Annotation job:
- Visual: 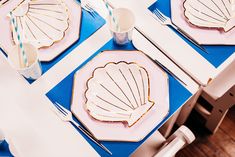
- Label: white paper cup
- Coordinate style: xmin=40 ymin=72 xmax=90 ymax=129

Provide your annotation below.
xmin=8 ymin=43 xmax=42 ymax=80
xmin=108 ymin=8 xmax=135 ymax=45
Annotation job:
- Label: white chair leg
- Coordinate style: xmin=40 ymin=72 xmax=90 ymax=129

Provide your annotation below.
xmin=154 ymin=126 xmax=195 ymax=157
xmin=131 ymin=126 xmax=195 ymax=157
xmin=196 ymin=87 xmax=235 ymax=133
xmin=206 ymin=90 xmax=235 ymax=133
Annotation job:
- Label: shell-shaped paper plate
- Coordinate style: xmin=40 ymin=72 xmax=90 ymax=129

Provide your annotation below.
xmin=71 ymin=50 xmax=170 ymax=141
xmin=184 ymin=0 xmax=235 ymax=32
xmin=85 ymin=62 xmax=155 ymax=127
xmin=10 ymin=0 xmax=69 ymax=48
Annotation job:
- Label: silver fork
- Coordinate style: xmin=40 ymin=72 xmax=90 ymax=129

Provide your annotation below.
xmin=153 ymin=8 xmax=208 ymax=54
xmin=52 ymin=102 xmax=112 ymax=155
xmin=81 ymin=0 xmax=97 ymax=18
xmin=74 ymin=0 xmax=97 ymax=18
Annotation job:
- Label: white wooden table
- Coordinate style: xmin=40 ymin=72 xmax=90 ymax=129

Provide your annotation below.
xmin=0 ymin=1 xmax=202 ymax=156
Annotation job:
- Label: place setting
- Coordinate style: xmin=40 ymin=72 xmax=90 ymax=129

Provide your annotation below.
xmin=46 ymin=4 xmax=192 ymax=156
xmin=148 ymin=0 xmax=235 ymax=67
xmin=0 ymin=0 xmax=105 ymax=83
xmin=0 ymin=0 xmax=234 ymax=157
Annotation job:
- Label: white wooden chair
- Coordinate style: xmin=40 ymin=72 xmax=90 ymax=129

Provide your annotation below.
xmin=194 ymin=60 xmax=235 ymax=133
xmin=195 ymin=86 xmax=234 ymax=133
xmin=177 ymin=59 xmax=235 ymax=125
xmin=176 ymin=59 xmax=235 ymax=133
xmin=186 ymin=59 xmax=235 ymax=133
xmin=131 ymin=125 xmax=195 ymax=157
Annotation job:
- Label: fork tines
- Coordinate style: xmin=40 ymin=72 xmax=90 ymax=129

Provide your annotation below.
xmin=54 ymin=102 xmax=68 ymax=115
xmin=153 ymin=9 xmax=167 ymax=22
xmin=85 ymin=3 xmax=97 ymax=18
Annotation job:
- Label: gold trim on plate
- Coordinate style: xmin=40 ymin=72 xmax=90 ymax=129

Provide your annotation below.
xmin=71 ymin=50 xmax=169 ymax=129
xmin=9 ymin=0 xmax=72 ymax=49
xmin=83 ymin=61 xmax=155 ymax=127
xmin=182 ymin=0 xmax=235 ymax=32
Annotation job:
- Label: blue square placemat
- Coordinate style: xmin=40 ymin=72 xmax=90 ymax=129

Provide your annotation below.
xmin=46 ymin=39 xmax=192 ymax=157
xmin=149 ymin=0 xmax=235 ymax=68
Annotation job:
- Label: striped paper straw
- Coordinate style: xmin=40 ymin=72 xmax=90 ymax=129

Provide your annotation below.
xmin=103 ymin=0 xmax=120 ymax=31
xmin=9 ymin=12 xmax=29 ymax=67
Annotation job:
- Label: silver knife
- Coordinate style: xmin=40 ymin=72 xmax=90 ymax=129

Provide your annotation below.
xmin=132 ymin=29 xmax=187 ymax=86
xmin=171 ymin=23 xmax=208 ymax=54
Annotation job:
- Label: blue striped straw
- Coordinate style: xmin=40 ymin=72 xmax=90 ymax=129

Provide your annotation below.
xmin=103 ymin=0 xmax=120 ymax=31
xmin=9 ymin=12 xmax=29 ymax=67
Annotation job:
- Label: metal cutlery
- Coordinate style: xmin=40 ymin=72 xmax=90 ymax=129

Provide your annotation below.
xmin=139 ymin=46 xmax=187 ymax=86
xmin=52 ymin=102 xmax=112 ymax=155
xmin=152 ymin=8 xmax=208 ymax=54
xmin=153 ymin=59 xmax=187 ymax=86
xmin=83 ymin=3 xmax=97 ymax=18
xmin=76 ymin=0 xmax=97 ymax=18
xmin=132 ymin=29 xmax=188 ymax=86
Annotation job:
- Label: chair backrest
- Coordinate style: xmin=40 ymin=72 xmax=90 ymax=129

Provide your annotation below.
xmin=204 ymin=59 xmax=235 ymax=100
